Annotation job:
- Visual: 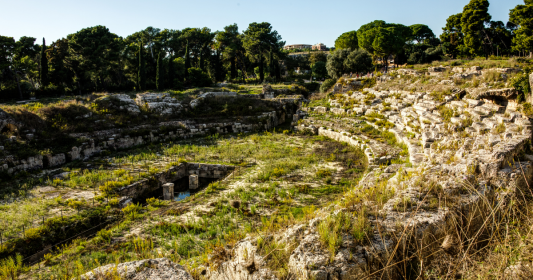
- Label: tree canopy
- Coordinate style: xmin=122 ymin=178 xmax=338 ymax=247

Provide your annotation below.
xmin=509 ymin=0 xmax=533 ymax=53
xmin=334 ymin=31 xmax=358 ymax=50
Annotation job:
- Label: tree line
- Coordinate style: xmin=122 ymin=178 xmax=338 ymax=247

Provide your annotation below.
xmin=0 ymin=23 xmax=286 ymax=100
xmin=1 ymin=0 xmax=532 ymax=100
xmin=326 ymin=0 xmax=532 ymax=78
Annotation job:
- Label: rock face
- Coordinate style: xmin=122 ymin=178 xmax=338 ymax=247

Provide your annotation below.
xmin=207 ymin=240 xmax=279 ymax=280
xmin=190 ymin=92 xmax=237 ymax=109
xmin=468 ymin=88 xmax=517 ymax=100
xmin=78 ymin=258 xmax=193 ymax=280
xmin=95 ymin=94 xmax=141 ymax=115
xmin=136 ymin=93 xmax=182 ymax=115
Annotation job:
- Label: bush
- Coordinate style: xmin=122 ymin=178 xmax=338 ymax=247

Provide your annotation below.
xmin=320 ymin=79 xmax=336 ymax=93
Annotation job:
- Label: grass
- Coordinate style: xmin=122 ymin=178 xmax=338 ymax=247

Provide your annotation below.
xmin=7 ymin=130 xmax=368 ymax=279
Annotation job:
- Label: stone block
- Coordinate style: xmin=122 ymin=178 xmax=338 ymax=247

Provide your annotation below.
xmin=163 ymin=183 xmax=174 ymax=201
xmin=189 ymin=175 xmax=199 ymax=190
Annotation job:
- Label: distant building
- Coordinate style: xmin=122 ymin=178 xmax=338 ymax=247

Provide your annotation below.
xmin=312 ymin=43 xmax=327 ymax=51
xmin=284 ymin=44 xmax=312 ymax=50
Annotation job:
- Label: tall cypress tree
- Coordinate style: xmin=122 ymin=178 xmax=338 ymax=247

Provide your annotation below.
xmin=268 ymin=48 xmax=274 ymax=78
xmin=40 ymin=38 xmax=48 ymax=87
xmin=184 ymin=40 xmax=190 ymax=80
xmin=230 ymin=57 xmax=237 ymax=80
xmin=138 ymin=42 xmax=146 ymax=91
xmin=167 ymin=54 xmax=175 ymax=89
xmin=258 ymin=46 xmax=264 ymax=82
xmin=156 ymin=51 xmax=163 ymax=90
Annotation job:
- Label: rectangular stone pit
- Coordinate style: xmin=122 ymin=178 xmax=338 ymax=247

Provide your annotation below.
xmin=117 ymin=162 xmax=235 ymax=202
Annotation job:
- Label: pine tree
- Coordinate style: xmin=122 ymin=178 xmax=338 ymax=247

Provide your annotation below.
xmin=167 ymin=55 xmax=175 ymax=89
xmin=461 ymin=0 xmax=491 ymax=56
xmin=156 ymin=51 xmax=163 ymax=90
xmin=184 ymin=40 xmax=190 ymax=80
xmin=138 ymin=42 xmax=146 ymax=91
xmin=40 ymin=38 xmax=48 ymax=87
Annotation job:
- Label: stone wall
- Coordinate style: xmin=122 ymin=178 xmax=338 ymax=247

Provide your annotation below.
xmin=117 ymin=163 xmax=235 ymax=200
xmin=0 ymin=111 xmax=290 ymax=175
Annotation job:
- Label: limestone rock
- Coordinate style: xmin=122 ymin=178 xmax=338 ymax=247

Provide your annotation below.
xmin=95 ymin=94 xmax=141 ymax=115
xmin=190 ymin=92 xmax=237 ymax=109
xmin=78 ymin=258 xmax=193 ymax=280
xmin=207 ymin=240 xmax=279 ymax=280
xmin=136 ymin=93 xmax=182 ymax=115
xmin=468 ymin=88 xmax=517 ymax=100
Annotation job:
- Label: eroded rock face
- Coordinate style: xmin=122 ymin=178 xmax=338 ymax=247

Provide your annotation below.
xmin=136 ymin=93 xmax=182 ymax=115
xmin=207 ymin=239 xmax=279 ymax=280
xmin=190 ymin=92 xmax=237 ymax=109
xmin=468 ymin=88 xmax=517 ymax=100
xmin=78 ymin=258 xmax=193 ymax=280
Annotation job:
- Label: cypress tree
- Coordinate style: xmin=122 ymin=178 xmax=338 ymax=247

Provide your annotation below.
xmin=138 ymin=42 xmax=146 ymax=91
xmin=230 ymin=56 xmax=237 ymax=80
xmin=156 ymin=51 xmax=163 ymax=90
xmin=268 ymin=48 xmax=274 ymax=78
xmin=40 ymin=38 xmax=48 ymax=87
xmin=258 ymin=46 xmax=264 ymax=82
xmin=167 ymin=54 xmax=175 ymax=89
xmin=184 ymin=40 xmax=190 ymax=80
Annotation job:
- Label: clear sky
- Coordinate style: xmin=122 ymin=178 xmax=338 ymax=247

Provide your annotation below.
xmin=0 ymin=0 xmax=523 ymax=47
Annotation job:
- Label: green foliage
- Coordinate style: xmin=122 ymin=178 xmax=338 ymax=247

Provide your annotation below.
xmin=187 ymin=67 xmax=212 ymax=87
xmin=510 ymin=1 xmax=533 ymax=53
xmin=461 ymin=0 xmax=491 ymax=56
xmin=510 ymin=67 xmax=532 ymax=102
xmin=138 ymin=41 xmax=146 ymax=91
xmin=40 ymin=38 xmax=48 ymax=87
xmin=0 ymin=254 xmax=23 ymax=280
xmin=320 ymin=79 xmax=336 ymax=93
xmin=344 ymin=49 xmax=373 ymax=73
xmin=156 ymin=51 xmax=163 ymax=90
xmin=67 ymin=26 xmax=122 ymax=92
xmin=312 ymin=61 xmax=327 ymax=79
xmin=122 ymin=203 xmax=142 ymax=216
xmin=410 ymin=24 xmax=435 ymax=43
xmin=326 ymin=49 xmax=351 ymax=79
xmin=335 ymin=31 xmax=359 ymax=50
xmin=242 ymin=22 xmax=284 ymax=83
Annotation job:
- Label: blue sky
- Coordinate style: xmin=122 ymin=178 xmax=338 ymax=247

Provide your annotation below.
xmin=0 ymin=0 xmax=523 ymax=47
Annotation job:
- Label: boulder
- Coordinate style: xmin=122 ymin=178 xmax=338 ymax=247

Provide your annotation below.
xmin=78 ymin=258 xmax=193 ymax=280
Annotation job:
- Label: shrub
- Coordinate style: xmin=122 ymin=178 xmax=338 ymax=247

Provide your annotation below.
xmin=316 ymin=168 xmax=332 ymax=178
xmin=146 ymin=198 xmax=168 ymax=207
xmin=122 ymin=203 xmax=142 ymax=216
xmin=320 ymin=79 xmax=336 ymax=93
xmin=0 ymin=254 xmax=23 ymax=279
xmin=96 ymin=229 xmax=112 ymax=243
